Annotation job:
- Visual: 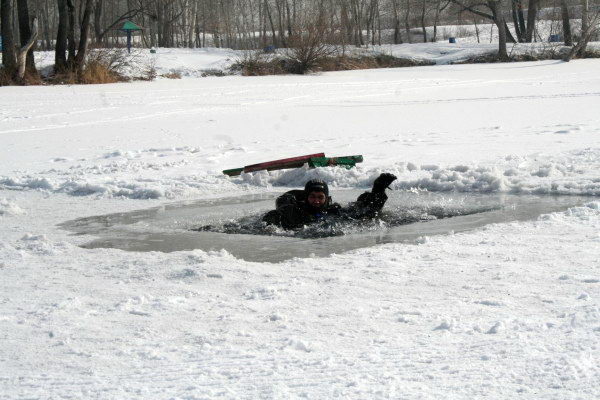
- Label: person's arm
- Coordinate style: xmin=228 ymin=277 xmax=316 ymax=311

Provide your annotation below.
xmin=350 ymin=173 xmax=397 ymax=217
xmin=263 ymin=204 xmax=309 ymax=229
xmin=275 ymin=190 xmax=305 ymax=209
xmin=262 ymin=209 xmax=283 ymax=226
xmin=355 ymin=191 xmax=388 ymax=211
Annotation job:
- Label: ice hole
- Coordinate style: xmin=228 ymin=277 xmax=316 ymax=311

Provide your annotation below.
xmin=59 ymin=190 xmax=589 ymax=262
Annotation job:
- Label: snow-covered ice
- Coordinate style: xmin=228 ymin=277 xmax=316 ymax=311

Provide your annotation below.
xmin=1 ymin=53 xmax=600 ymax=399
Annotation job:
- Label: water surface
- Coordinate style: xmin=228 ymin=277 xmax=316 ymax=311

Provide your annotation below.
xmin=59 ymin=190 xmax=589 ymax=262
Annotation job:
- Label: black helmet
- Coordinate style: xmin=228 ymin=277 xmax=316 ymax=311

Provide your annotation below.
xmin=304 ymin=179 xmax=329 ymax=196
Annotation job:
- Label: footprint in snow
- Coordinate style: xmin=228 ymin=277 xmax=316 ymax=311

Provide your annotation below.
xmin=475 ymin=300 xmax=504 ymax=307
xmin=554 ymin=125 xmax=582 ymax=134
xmin=486 ymin=321 xmax=504 ymax=334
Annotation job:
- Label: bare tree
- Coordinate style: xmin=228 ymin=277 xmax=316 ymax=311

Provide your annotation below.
xmin=5 ymin=0 xmax=597 ymax=81
xmin=1 ymin=0 xmax=17 ymax=71
xmin=17 ymin=17 xmax=38 ymax=79
xmin=16 ymin=0 xmax=37 ymax=73
xmin=55 ymin=0 xmax=68 ymax=71
xmin=560 ymin=0 xmax=572 ymax=46
xmin=524 ymin=0 xmax=538 ymax=42
xmin=54 ymin=0 xmax=94 ymax=73
xmin=285 ymin=18 xmax=336 ymax=73
xmin=563 ymin=1 xmax=600 ymax=61
xmin=487 ymin=0 xmax=509 ymax=60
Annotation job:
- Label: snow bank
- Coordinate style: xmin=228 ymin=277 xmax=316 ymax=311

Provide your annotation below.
xmin=3 ymin=147 xmax=599 ymax=199
xmin=0 ymin=198 xmax=25 ymax=216
xmin=28 ymin=39 xmax=600 ymax=81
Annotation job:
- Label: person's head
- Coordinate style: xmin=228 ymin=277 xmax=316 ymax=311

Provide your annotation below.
xmin=304 ymin=179 xmax=329 ymax=210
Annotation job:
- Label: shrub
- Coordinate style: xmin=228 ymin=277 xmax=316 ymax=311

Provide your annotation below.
xmin=161 ymin=71 xmax=182 ymax=79
xmin=201 ymin=69 xmax=230 ymax=77
xmin=230 ymin=50 xmax=286 ymax=76
xmin=80 ymin=60 xmax=124 ymax=84
xmin=0 ymin=66 xmax=42 ymax=86
xmin=582 ymin=48 xmax=600 ymax=58
xmin=454 ymin=43 xmax=600 ymax=64
xmin=314 ymin=54 xmax=433 ymax=71
xmin=284 ymin=23 xmax=338 ymax=74
xmin=50 ymin=47 xmax=130 ymax=84
xmin=139 ymin=57 xmax=157 ymax=81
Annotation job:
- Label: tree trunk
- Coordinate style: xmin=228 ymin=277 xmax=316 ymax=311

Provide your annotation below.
xmin=560 ymin=0 xmax=572 ymax=46
xmin=156 ymin=1 xmax=164 ymax=46
xmin=376 ymin=1 xmax=382 ymax=45
xmin=340 ymin=0 xmax=353 ymax=45
xmin=55 ymin=0 xmax=69 ymax=72
xmin=391 ymin=0 xmax=402 ymax=43
xmin=393 ymin=17 xmax=401 ymax=43
xmin=1 ymin=0 xmax=17 ymax=71
xmin=420 ymin=0 xmax=427 ymax=42
xmin=265 ymin=0 xmax=276 ymax=46
xmin=581 ymin=0 xmax=589 ymax=37
xmin=404 ymin=0 xmax=411 ymax=43
xmin=93 ymin=0 xmax=103 ymax=43
xmin=517 ymin=0 xmax=526 ymax=34
xmin=525 ymin=0 xmax=537 ymax=42
xmin=74 ymin=0 xmax=93 ymax=71
xmin=42 ymin=0 xmax=52 ymax=50
xmin=17 ymin=17 xmax=37 ymax=79
xmin=473 ymin=16 xmax=480 ymax=43
xmin=488 ymin=0 xmax=509 ymax=61
xmin=16 ymin=0 xmax=36 ymax=72
xmin=563 ymin=19 xmax=597 ymax=61
xmin=285 ymin=0 xmax=292 ymax=37
xmin=511 ymin=0 xmax=524 ymax=42
xmin=576 ymin=0 xmax=592 ymax=57
xmin=66 ymin=0 xmax=76 ymax=64
xmin=432 ymin=0 xmax=441 ymax=42
xmin=274 ymin=0 xmax=285 ymax=47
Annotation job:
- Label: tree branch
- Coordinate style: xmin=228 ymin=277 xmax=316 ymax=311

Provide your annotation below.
xmin=448 ymin=0 xmax=494 ymax=20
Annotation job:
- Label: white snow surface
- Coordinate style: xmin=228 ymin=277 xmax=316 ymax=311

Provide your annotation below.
xmin=1 ymin=56 xmax=600 ymax=399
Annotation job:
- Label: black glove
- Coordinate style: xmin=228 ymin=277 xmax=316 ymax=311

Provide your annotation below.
xmin=372 ymin=173 xmax=397 ymax=193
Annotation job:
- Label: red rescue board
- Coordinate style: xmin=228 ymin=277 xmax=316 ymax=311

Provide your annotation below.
xmin=243 ymin=153 xmax=325 ymax=173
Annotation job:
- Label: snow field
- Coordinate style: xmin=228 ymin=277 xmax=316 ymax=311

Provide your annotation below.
xmin=1 ymin=56 xmax=600 ymax=399
xmin=2 ymin=60 xmax=600 ymax=202
xmin=1 ymin=201 xmax=599 ymax=398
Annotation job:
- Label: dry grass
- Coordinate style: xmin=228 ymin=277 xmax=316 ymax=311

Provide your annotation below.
xmin=458 ymin=44 xmax=600 ymax=64
xmin=231 ymin=51 xmax=287 ymax=76
xmin=317 ymin=54 xmax=433 ymax=71
xmin=49 ymin=48 xmax=130 ymax=84
xmin=0 ymin=67 xmax=43 ymax=86
xmin=201 ymin=69 xmax=230 ymax=77
xmin=581 ymin=48 xmax=600 ymax=58
xmin=0 ymin=68 xmax=15 ymax=86
xmin=79 ymin=60 xmax=124 ymax=84
xmin=457 ymin=51 xmax=557 ymax=64
xmin=51 ymin=62 xmax=125 ymax=84
xmin=232 ymin=51 xmax=433 ymax=76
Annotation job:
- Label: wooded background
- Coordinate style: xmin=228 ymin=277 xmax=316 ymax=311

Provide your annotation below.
xmin=1 ymin=0 xmax=598 ymax=78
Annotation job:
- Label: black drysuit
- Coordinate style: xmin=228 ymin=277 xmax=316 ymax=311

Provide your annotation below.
xmin=262 ymin=189 xmax=389 ymax=230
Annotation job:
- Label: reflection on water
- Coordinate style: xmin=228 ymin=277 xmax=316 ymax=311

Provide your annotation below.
xmin=59 ymin=190 xmax=590 ymax=262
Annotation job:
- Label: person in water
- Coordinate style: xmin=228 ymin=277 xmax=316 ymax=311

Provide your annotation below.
xmin=262 ymin=173 xmax=397 ymax=229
